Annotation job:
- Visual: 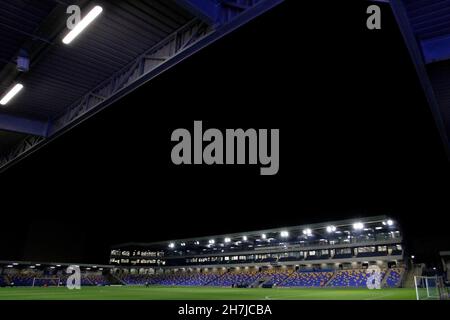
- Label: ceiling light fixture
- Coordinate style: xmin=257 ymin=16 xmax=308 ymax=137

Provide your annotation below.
xmin=63 ymin=6 xmax=103 ymax=45
xmin=0 ymin=84 xmax=24 ymax=105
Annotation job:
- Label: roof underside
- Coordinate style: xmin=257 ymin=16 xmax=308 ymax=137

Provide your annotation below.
xmin=0 ymin=0 xmax=57 ymax=73
xmin=0 ymin=0 xmax=285 ymax=171
xmin=113 ymin=215 xmax=391 ymax=249
xmin=403 ymin=0 xmax=450 ymax=41
xmin=390 ymin=0 xmax=450 ymax=158
xmin=0 ymin=0 xmax=193 ymax=121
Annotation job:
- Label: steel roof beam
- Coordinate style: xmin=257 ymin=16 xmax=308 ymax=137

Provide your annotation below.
xmin=0 ymin=113 xmax=48 ymax=137
xmin=421 ymin=36 xmax=450 ymax=64
xmin=0 ymin=0 xmax=285 ymax=172
xmin=390 ymin=0 xmax=450 ymax=158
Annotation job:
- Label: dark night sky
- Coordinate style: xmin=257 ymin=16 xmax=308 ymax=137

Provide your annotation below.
xmin=0 ymin=1 xmax=449 ymax=267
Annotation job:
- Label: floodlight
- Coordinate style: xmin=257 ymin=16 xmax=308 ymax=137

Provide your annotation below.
xmin=326 ymin=226 xmax=336 ymax=233
xmin=353 ymin=222 xmax=364 ymax=230
xmin=387 ymin=219 xmax=394 ymax=226
xmin=180 ymin=242 xmax=186 ymax=246
xmin=280 ymin=231 xmax=289 ymax=237
xmin=194 ymin=241 xmax=200 ymax=245
xmin=411 ymin=255 xmax=415 ymax=259
xmin=261 ymin=234 xmax=267 ymax=239
xmin=375 ymin=226 xmax=382 ymax=230
xmin=62 ymin=6 xmax=103 ymax=44
xmin=243 ymin=236 xmax=248 ymax=241
xmin=303 ymin=228 xmax=312 ymax=236
xmin=0 ymin=83 xmax=24 ymax=105
xmin=224 ymin=237 xmax=231 ymax=243
xmin=168 ymin=242 xmax=175 ymax=249
xmin=209 ymin=239 xmax=215 ymax=244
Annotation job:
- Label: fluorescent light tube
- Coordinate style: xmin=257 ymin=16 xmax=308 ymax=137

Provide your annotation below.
xmin=63 ymin=6 xmax=103 ymax=45
xmin=0 ymin=84 xmax=24 ymax=105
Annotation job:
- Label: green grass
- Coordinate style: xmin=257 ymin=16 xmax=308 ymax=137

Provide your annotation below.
xmin=0 ymin=286 xmax=417 ymax=300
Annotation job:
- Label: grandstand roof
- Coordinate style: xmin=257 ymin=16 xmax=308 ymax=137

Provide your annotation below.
xmin=112 ymin=215 xmax=399 ymax=251
xmin=0 ymin=260 xmax=112 ymax=269
xmin=3 ymin=0 xmax=449 ymax=170
xmin=0 ymin=0 xmax=284 ymax=171
xmin=390 ymin=0 xmax=450 ymax=158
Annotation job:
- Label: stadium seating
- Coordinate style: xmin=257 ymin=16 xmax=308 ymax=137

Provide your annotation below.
xmin=82 ymin=274 xmax=110 ymax=286
xmin=328 ymin=269 xmax=386 ymax=287
xmin=385 ymin=268 xmax=403 ymax=288
xmin=280 ymin=271 xmax=334 ymax=287
xmin=0 ymin=276 xmax=7 ymax=286
xmin=156 ymin=272 xmax=223 ymax=286
xmin=7 ymin=271 xmax=43 ymax=286
xmin=120 ymin=274 xmax=159 ymax=285
xmin=2 ymin=270 xmax=111 ymax=287
xmin=1 ymin=266 xmax=405 ymax=289
xmin=260 ymin=268 xmax=292 ymax=286
xmin=208 ymin=269 xmax=262 ymax=287
xmin=119 ymin=271 xmax=224 ymax=286
xmin=116 ymin=268 xmax=404 ymax=289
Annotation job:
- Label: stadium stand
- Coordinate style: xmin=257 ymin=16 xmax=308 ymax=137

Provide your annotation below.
xmin=260 ymin=268 xmax=292 ymax=286
xmin=208 ymin=269 xmax=261 ymax=287
xmin=0 ymin=265 xmax=406 ymax=289
xmin=82 ymin=273 xmax=110 ymax=286
xmin=0 ymin=216 xmax=407 ymax=291
xmin=119 ymin=271 xmax=225 ymax=286
xmin=0 ymin=275 xmax=7 ymax=287
xmin=280 ymin=271 xmax=334 ymax=287
xmin=1 ymin=269 xmax=111 ymax=287
xmin=120 ymin=274 xmax=158 ymax=285
xmin=384 ymin=268 xmax=404 ymax=288
xmin=328 ymin=269 xmax=386 ymax=287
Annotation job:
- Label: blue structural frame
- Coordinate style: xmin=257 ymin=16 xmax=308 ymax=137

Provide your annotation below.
xmin=0 ymin=114 xmax=48 ymax=137
xmin=175 ymin=0 xmax=221 ymax=25
xmin=0 ymin=0 xmax=285 ymax=172
xmin=389 ymin=0 xmax=450 ymax=158
xmin=421 ymin=36 xmax=450 ymax=65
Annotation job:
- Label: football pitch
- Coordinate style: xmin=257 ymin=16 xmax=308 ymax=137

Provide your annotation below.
xmin=0 ymin=286 xmax=417 ymax=300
